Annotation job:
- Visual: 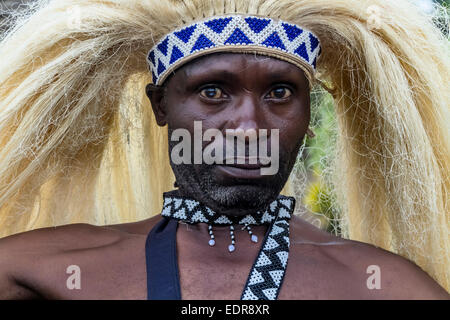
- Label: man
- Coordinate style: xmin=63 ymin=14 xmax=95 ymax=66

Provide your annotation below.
xmin=0 ymin=0 xmax=448 ymax=299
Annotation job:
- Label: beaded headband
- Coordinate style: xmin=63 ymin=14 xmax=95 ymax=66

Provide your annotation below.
xmin=147 ymin=14 xmax=321 ymax=86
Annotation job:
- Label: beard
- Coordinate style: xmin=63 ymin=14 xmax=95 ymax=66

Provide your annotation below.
xmin=167 ymin=127 xmax=301 ymax=216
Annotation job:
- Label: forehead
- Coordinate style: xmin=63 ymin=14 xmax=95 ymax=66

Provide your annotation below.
xmin=165 ymin=52 xmax=309 ymax=87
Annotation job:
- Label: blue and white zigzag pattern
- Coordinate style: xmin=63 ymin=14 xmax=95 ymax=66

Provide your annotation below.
xmin=147 ymin=15 xmax=321 ymax=85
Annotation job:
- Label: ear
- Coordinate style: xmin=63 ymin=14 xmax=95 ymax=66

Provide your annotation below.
xmin=146 ymin=83 xmax=167 ymax=126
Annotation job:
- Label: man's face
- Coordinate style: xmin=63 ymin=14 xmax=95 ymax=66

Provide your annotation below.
xmin=148 ymin=53 xmax=310 ymax=215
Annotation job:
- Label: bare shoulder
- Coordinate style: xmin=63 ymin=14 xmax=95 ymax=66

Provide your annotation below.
xmin=286 ymin=216 xmax=449 ymax=299
xmin=0 ymin=223 xmax=121 ymax=299
xmin=0 ymin=215 xmax=162 ymax=299
xmin=0 ymin=223 xmax=126 ymax=258
xmin=0 ymin=214 xmax=162 ymax=256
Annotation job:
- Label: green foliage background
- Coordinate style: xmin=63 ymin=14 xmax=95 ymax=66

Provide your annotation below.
xmin=297 ymin=88 xmax=341 ymax=235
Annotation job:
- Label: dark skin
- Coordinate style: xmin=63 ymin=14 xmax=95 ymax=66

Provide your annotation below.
xmin=0 ymin=54 xmax=448 ymax=299
xmin=158 ymin=52 xmax=308 ymax=215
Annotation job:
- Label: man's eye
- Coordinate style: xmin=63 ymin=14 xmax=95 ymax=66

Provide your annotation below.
xmin=200 ymin=87 xmax=224 ymax=99
xmin=268 ymin=87 xmax=292 ymax=99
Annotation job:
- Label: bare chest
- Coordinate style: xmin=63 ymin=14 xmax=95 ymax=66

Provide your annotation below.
xmin=175 ymin=225 xmax=365 ymax=300
xmin=30 ymin=232 xmax=364 ymax=300
xmin=177 ymin=244 xmax=366 ymax=300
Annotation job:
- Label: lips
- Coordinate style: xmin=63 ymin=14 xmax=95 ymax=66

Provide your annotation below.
xmin=224 ymin=163 xmax=264 ymax=170
xmin=214 ymin=158 xmax=273 ymax=181
xmin=215 ymin=164 xmax=263 ymax=179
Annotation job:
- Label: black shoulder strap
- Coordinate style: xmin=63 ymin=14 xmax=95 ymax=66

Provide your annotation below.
xmin=145 ymin=217 xmax=181 ymax=300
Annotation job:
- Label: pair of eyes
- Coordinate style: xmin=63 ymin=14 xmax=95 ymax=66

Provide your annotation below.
xmin=199 ymin=86 xmax=292 ymax=100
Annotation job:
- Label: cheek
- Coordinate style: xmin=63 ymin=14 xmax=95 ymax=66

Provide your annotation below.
xmin=165 ymin=96 xmax=201 ymax=130
xmin=271 ymin=102 xmax=310 ymax=151
xmin=165 ymin=97 xmax=224 ymax=137
xmin=277 ymin=122 xmax=308 ymax=155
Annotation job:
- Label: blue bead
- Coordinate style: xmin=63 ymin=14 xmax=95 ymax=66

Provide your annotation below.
xmin=191 ymin=34 xmax=215 ymax=52
xmin=157 ymin=59 xmax=166 ymax=75
xmin=225 ymin=28 xmax=253 ymax=45
xmin=174 ymin=25 xmax=197 ymax=43
xmin=309 ymin=33 xmax=319 ymax=51
xmin=294 ymin=42 xmax=309 ymax=62
xmin=282 ymin=23 xmax=303 ymax=41
xmin=205 ymin=17 xmax=232 ymax=34
xmin=262 ymin=32 xmax=286 ymax=50
xmin=245 ymin=17 xmax=270 ymax=33
xmin=148 ymin=50 xmax=155 ymax=66
xmin=157 ymin=37 xmax=169 ymax=56
xmin=169 ymin=45 xmax=184 ymax=64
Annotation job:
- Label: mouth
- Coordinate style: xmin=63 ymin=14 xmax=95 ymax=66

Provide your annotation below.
xmin=215 ymin=162 xmax=268 ymax=180
xmin=224 ymin=163 xmax=263 ymax=169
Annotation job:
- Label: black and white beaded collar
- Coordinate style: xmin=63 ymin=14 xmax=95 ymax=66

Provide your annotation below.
xmin=161 ymin=191 xmax=294 ymax=226
xmin=160 ymin=190 xmax=295 ymax=300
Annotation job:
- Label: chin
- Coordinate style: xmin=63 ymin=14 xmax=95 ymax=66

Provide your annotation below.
xmin=171 ymin=161 xmax=291 ymax=215
xmin=200 ymin=183 xmax=282 ymax=213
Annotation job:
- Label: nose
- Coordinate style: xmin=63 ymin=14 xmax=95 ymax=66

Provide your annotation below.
xmin=223 ymin=95 xmax=271 ymax=159
xmin=226 ymin=95 xmax=263 ymax=132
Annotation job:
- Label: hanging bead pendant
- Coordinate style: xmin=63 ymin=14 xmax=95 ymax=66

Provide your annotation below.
xmin=208 ymin=224 xmax=215 ymax=246
xmin=242 ymin=224 xmax=258 ymax=243
xmin=207 ymin=224 xmax=259 ymax=252
xmin=228 ymin=225 xmax=236 ymax=252
xmin=246 ymin=225 xmax=258 ymax=243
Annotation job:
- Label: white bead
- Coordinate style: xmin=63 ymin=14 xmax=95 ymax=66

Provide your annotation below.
xmin=251 ymin=234 xmax=258 ymax=243
xmin=209 ymin=239 xmax=216 ymax=246
xmin=228 ymin=244 xmax=235 ymax=252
